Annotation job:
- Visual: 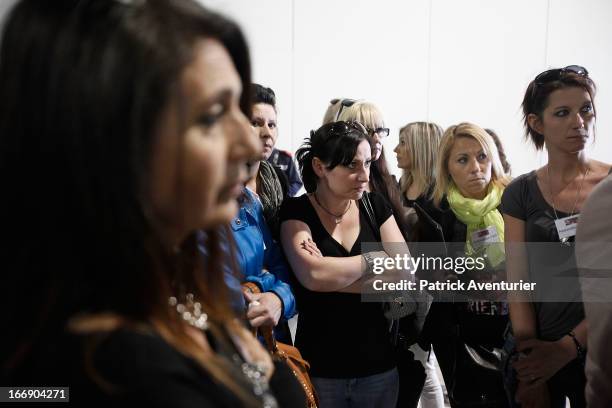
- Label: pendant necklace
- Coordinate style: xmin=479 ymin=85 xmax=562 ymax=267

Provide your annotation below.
xmin=546 ymin=164 xmax=589 ymax=245
xmin=313 ymin=192 xmax=352 ymax=224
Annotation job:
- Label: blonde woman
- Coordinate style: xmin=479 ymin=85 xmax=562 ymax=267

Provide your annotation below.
xmin=422 ymin=123 xmax=511 ymax=408
xmin=394 ymin=121 xmax=444 ymax=242
xmin=393 ymin=121 xmax=445 ymax=408
xmin=322 ymin=98 xmax=356 ymax=125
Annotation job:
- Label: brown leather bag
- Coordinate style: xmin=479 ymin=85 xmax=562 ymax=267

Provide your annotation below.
xmin=242 ymin=282 xmax=318 ymax=408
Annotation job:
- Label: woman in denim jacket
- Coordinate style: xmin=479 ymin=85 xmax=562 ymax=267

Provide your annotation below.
xmin=231 ymin=187 xmax=297 ymax=334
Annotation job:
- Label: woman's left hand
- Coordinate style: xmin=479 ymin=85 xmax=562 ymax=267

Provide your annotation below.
xmin=301 ymin=238 xmax=322 ymax=257
xmin=244 ymin=291 xmax=283 ymax=327
xmin=513 ymin=337 xmax=576 ymax=387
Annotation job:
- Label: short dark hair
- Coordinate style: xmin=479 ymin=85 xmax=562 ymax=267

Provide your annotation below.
xmin=251 ymin=83 xmax=276 ymax=109
xmin=522 ymin=69 xmax=596 ymax=150
xmin=296 ymin=121 xmax=369 ymax=193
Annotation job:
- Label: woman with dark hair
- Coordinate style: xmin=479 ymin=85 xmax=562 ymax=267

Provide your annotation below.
xmin=279 ymin=121 xmax=415 ymax=407
xmin=502 ymin=66 xmax=610 ymax=407
xmin=247 ymin=83 xmax=288 ymax=240
xmin=0 ymin=1 xmax=304 ymax=406
xmin=334 ymin=100 xmax=411 ymax=242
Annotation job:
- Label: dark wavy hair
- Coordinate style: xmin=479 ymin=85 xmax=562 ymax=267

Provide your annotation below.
xmin=0 ymin=0 xmax=256 ymax=403
xmin=522 ymin=68 xmax=596 ymax=150
xmin=296 ymin=121 xmax=369 ymax=193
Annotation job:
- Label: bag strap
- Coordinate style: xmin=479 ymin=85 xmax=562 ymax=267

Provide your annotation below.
xmin=241 ymin=282 xmax=278 ymax=353
xmin=361 ymin=192 xmax=381 ymax=241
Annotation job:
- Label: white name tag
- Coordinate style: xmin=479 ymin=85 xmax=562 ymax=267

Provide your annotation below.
xmin=554 ymin=214 xmax=580 ymax=240
xmin=471 ymin=226 xmax=500 ymax=249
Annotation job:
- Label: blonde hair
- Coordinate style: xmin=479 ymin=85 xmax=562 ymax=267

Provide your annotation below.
xmin=322 ymin=99 xmax=342 ymax=124
xmin=398 ymin=122 xmax=444 ymax=199
xmin=432 ymin=122 xmax=510 ymax=207
xmin=337 ymin=100 xmax=384 ymax=129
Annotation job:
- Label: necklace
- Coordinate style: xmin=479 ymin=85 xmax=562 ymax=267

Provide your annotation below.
xmin=168 ymin=293 xmax=278 ymax=408
xmin=546 ymin=164 xmax=589 ymax=245
xmin=313 ymin=192 xmax=352 ymax=224
xmin=169 ymin=293 xmax=209 ymax=330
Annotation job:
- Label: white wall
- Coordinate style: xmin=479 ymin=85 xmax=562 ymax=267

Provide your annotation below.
xmin=201 ymin=0 xmax=612 ymax=179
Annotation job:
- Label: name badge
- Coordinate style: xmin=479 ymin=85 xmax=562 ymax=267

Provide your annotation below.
xmin=471 ymin=226 xmax=500 ymax=249
xmin=554 ymin=214 xmax=580 ymax=241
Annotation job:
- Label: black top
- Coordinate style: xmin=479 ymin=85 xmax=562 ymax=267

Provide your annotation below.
xmin=279 ymin=193 xmax=396 ymax=378
xmin=501 ymin=171 xmax=584 ymax=341
xmin=416 ymin=195 xmax=508 ymax=342
xmin=268 ymin=148 xmax=303 ymax=197
xmin=402 ymin=190 xmax=449 ymax=244
xmin=6 ymin=327 xmax=305 ymax=407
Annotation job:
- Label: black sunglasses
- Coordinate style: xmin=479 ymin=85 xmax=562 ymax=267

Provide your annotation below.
xmin=366 ymin=127 xmax=390 ymax=138
xmin=534 ymin=65 xmax=589 ymax=85
xmin=330 ymin=98 xmax=357 ymax=121
xmin=323 ymin=120 xmax=368 ymax=137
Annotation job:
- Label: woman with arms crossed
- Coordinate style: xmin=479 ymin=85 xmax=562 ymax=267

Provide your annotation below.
xmin=279 ymin=121 xmax=414 ymax=408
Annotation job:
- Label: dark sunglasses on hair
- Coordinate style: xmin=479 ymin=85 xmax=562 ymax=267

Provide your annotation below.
xmin=330 ymin=98 xmax=357 ymax=121
xmin=534 ymin=65 xmax=589 ymax=85
xmin=324 ymin=120 xmax=368 ymax=137
xmin=366 ymin=127 xmax=390 ymax=138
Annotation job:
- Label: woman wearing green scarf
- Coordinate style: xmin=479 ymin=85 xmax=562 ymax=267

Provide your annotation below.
xmin=419 ymin=122 xmax=511 ymax=408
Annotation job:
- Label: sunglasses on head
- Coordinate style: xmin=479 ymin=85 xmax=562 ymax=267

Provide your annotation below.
xmin=534 ymin=65 xmax=589 ymax=85
xmin=325 ymin=120 xmax=368 ymax=137
xmin=330 ymin=98 xmax=357 ymax=121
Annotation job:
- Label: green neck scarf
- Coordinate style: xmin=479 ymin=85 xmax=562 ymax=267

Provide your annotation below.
xmin=447 ymin=183 xmax=505 ymax=267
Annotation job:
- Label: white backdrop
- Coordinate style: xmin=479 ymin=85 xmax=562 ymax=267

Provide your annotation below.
xmin=201 ymin=0 xmax=612 ymax=179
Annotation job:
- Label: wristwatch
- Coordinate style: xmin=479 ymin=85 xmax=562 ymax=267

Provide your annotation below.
xmin=362 ymin=252 xmax=377 ymax=275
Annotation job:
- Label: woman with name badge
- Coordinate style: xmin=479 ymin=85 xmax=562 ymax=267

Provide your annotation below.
xmin=420 ymin=122 xmax=511 ymax=408
xmin=502 ymin=65 xmax=611 ymax=407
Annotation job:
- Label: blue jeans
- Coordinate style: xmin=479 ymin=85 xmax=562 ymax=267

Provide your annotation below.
xmin=311 ymin=368 xmax=399 ymax=408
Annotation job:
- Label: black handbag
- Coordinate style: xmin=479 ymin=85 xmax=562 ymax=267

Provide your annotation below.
xmin=448 ymin=311 xmax=508 ymax=408
xmin=361 ymin=192 xmax=428 ymax=408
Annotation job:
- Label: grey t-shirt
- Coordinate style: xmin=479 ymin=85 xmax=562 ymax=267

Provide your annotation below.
xmin=501 ymin=171 xmax=584 ymax=341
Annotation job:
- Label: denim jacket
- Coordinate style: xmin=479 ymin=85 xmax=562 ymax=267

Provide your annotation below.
xmin=230 ymin=188 xmax=296 ymax=319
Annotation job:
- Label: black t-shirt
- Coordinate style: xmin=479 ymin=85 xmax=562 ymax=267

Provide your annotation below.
xmin=279 ymin=192 xmax=396 ymax=378
xmin=501 ymin=171 xmax=584 ymax=341
xmin=6 ymin=328 xmax=306 ymax=407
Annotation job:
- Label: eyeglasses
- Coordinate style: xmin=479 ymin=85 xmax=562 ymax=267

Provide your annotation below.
xmin=534 ymin=65 xmax=589 ymax=85
xmin=330 ymin=98 xmax=357 ymax=121
xmin=366 ymin=127 xmax=390 ymax=138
